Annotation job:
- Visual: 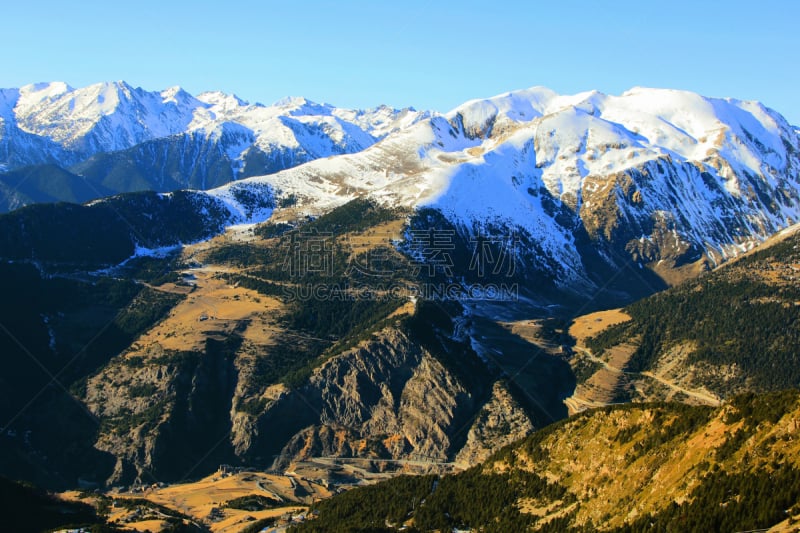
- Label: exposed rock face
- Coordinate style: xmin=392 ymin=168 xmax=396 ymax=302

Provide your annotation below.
xmin=85 ymin=339 xmax=238 ymax=485
xmin=454 ymin=381 xmax=535 ymax=467
xmin=238 ymin=326 xmax=531 ymax=471
xmin=83 ymin=324 xmax=537 ymax=484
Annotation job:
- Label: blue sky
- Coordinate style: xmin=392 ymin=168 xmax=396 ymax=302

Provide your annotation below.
xmin=4 ymin=0 xmax=799 ymax=124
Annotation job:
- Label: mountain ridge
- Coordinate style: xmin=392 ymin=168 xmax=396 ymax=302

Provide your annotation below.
xmin=0 ymin=81 xmax=428 ymax=204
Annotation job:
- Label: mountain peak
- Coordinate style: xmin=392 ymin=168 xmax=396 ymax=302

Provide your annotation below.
xmin=86 ymin=80 xmax=137 ymax=97
xmin=160 ymin=85 xmax=188 ymax=102
xmin=196 ymin=91 xmax=249 ymax=108
xmin=273 ymin=95 xmax=315 ymax=107
xmin=18 ymin=81 xmax=73 ymax=100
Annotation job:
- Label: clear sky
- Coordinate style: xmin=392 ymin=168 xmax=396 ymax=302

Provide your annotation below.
xmin=4 ymin=0 xmax=799 ymax=124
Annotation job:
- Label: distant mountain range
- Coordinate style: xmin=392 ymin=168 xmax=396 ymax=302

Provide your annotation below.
xmin=0 ymin=81 xmax=425 ymax=211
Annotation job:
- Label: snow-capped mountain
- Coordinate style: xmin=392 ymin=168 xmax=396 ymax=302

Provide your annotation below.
xmin=0 ymin=81 xmax=427 ymax=201
xmin=3 ymin=81 xmax=800 ymax=304
xmin=207 ymin=86 xmax=800 ymax=302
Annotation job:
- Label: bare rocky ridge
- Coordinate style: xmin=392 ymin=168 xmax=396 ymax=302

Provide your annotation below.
xmin=454 ymin=381 xmax=535 ymax=467
xmin=83 ymin=318 xmax=536 ymax=485
xmin=264 ymin=327 xmax=474 ymax=469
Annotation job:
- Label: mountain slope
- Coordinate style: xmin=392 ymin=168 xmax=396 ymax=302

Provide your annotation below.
xmin=0 ymin=257 xmax=186 ymax=489
xmin=578 ymin=223 xmax=800 ymax=401
xmin=0 ymin=164 xmax=112 ymax=212
xmin=4 ymin=83 xmax=799 ymax=308
xmin=0 ymin=189 xmax=253 ymax=268
xmin=2 ymin=198 xmax=791 ymax=490
xmin=297 ymin=390 xmax=800 ymax=532
xmin=0 ymin=199 xmax=559 ymax=488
